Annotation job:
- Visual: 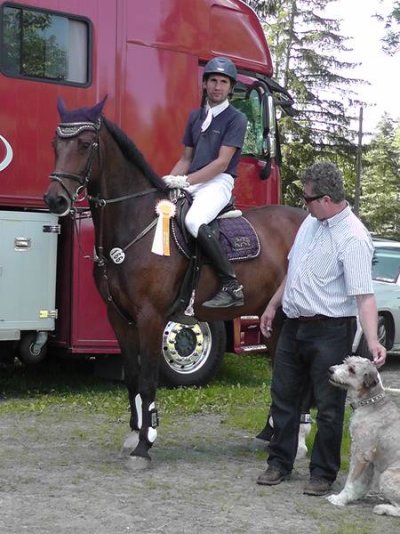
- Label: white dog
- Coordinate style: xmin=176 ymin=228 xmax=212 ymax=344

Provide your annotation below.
xmin=327 ymin=356 xmax=400 ymax=516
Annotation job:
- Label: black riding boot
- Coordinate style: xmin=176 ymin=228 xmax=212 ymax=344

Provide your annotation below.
xmin=196 ymin=224 xmax=244 ymax=308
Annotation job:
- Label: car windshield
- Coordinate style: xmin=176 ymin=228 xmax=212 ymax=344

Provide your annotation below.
xmin=372 ymin=247 xmax=400 ymax=283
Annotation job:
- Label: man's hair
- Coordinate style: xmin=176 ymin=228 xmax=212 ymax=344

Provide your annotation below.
xmin=301 ymin=161 xmax=345 ymax=203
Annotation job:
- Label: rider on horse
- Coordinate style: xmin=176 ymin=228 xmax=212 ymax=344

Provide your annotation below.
xmin=162 ymin=57 xmax=248 ymax=308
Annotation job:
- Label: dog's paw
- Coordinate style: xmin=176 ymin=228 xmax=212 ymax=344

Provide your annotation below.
xmin=327 ymin=494 xmax=346 ymax=506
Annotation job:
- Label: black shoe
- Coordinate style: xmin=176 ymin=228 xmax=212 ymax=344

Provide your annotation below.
xmin=202 ymin=281 xmax=244 ymax=308
xmin=256 ymin=466 xmax=290 ymax=486
xmin=303 ymin=477 xmax=332 ymax=496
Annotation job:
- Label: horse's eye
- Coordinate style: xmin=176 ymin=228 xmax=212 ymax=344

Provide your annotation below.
xmin=80 ymin=141 xmax=91 ymax=150
xmin=349 ymin=366 xmax=355 ymax=374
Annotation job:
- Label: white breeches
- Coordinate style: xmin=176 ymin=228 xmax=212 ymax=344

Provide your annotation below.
xmin=185 ymin=173 xmax=234 ymax=237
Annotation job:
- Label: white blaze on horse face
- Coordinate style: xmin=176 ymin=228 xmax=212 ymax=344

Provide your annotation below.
xmin=135 ymin=394 xmax=143 ymax=429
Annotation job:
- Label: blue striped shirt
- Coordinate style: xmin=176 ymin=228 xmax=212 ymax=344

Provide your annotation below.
xmin=283 ymin=205 xmax=374 ymax=318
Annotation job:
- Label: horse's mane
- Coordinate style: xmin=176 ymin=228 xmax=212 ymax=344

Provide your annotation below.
xmin=102 ymin=116 xmax=168 ymax=192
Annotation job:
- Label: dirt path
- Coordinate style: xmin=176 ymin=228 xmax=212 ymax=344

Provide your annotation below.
xmin=1 ymin=357 xmax=400 ymax=533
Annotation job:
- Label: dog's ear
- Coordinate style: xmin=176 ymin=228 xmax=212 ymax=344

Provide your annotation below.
xmin=363 ymin=369 xmax=378 ymax=388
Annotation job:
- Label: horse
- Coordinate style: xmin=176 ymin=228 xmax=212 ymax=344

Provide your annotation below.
xmin=44 ymin=97 xmax=307 ymax=468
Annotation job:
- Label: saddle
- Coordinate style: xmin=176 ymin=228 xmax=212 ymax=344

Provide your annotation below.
xmin=167 ymin=189 xmax=260 ymax=319
xmin=170 ymin=189 xmax=260 ymax=262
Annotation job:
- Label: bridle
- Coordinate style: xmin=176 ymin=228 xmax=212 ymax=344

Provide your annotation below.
xmin=48 ymin=116 xmax=160 ymax=261
xmin=49 ymin=120 xmax=101 ymax=204
xmin=49 ymin=118 xmax=158 ymax=208
xmin=48 ymin=117 xmax=162 ymax=325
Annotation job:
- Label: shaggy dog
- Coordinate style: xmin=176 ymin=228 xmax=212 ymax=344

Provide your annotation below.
xmin=327 ymin=356 xmax=400 ymax=516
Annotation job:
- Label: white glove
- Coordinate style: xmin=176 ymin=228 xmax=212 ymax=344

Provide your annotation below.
xmin=162 ymin=175 xmax=190 ymax=189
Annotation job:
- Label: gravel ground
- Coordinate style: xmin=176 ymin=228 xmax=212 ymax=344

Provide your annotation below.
xmin=1 ymin=354 xmax=400 ymax=534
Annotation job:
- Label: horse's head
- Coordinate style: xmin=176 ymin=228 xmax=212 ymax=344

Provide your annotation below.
xmin=44 ymin=96 xmax=107 ymax=216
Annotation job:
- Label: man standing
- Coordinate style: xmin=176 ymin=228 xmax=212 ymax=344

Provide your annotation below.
xmin=162 ymin=57 xmax=247 ymax=308
xmin=257 ymin=161 xmax=386 ymax=496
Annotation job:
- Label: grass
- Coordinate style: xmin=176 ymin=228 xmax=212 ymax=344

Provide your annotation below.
xmin=0 ymin=352 xmax=351 ymax=467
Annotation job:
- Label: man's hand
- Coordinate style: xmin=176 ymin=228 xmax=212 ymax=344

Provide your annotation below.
xmin=368 ymin=341 xmax=387 ymax=368
xmin=162 ymin=175 xmax=190 ymax=189
xmin=260 ymin=303 xmax=277 ymax=339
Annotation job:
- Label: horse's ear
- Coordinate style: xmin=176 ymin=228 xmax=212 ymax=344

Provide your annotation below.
xmin=92 ymin=95 xmax=108 ymax=117
xmin=57 ymin=97 xmax=67 ymax=120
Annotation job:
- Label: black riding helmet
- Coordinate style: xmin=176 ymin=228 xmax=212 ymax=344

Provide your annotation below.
xmin=203 ymin=57 xmax=237 ymax=85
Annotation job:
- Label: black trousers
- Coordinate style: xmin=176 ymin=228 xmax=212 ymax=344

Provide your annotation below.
xmin=267 ymin=316 xmax=356 ymax=481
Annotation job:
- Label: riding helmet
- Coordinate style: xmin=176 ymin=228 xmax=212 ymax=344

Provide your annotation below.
xmin=203 ymin=57 xmax=237 ymax=84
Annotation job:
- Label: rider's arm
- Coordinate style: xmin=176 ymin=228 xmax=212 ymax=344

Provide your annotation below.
xmin=187 ymin=145 xmax=237 ymax=186
xmin=170 ymin=146 xmax=193 ymax=175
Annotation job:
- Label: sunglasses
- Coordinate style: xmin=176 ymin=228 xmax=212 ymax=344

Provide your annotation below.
xmin=302 ymin=193 xmax=326 ymax=204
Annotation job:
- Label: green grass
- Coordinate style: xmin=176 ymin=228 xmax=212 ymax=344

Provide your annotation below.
xmin=0 ymin=352 xmax=351 ymax=467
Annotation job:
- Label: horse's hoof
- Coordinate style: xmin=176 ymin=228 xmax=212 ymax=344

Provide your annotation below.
xmin=119 ymin=431 xmax=139 ymax=458
xmin=125 ymin=455 xmax=151 ymax=471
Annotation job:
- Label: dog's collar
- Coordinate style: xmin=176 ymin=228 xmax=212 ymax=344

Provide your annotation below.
xmin=350 ymin=391 xmax=386 ymax=410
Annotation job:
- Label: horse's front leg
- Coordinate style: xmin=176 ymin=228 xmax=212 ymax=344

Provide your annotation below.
xmin=126 ymin=311 xmax=164 ymax=467
xmin=106 ymin=307 xmax=142 ymax=457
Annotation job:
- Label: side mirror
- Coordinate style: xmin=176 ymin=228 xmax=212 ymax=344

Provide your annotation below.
xmin=260 ymin=94 xmax=276 ymax=180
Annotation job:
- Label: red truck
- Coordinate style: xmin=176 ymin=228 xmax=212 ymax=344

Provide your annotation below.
xmin=0 ymin=0 xmax=292 ymax=385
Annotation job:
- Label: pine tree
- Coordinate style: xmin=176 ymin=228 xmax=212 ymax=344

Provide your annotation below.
xmin=245 ymin=0 xmax=364 ymax=203
xmin=360 ymin=116 xmax=400 ymax=238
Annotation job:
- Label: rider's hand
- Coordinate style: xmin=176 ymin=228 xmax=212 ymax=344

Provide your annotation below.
xmin=162 ymin=175 xmax=190 ymax=189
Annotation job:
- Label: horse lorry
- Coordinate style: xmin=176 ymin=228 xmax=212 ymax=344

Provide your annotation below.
xmin=0 ymin=0 xmax=292 ymax=386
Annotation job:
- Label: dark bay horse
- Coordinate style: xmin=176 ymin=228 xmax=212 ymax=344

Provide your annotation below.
xmin=44 ymin=98 xmax=306 ymax=467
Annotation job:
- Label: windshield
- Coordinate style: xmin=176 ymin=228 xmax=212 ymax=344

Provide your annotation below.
xmin=372 ymin=247 xmax=400 ymax=283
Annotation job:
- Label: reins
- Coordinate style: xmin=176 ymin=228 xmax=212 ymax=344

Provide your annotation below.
xmin=49 ymin=118 xmax=161 ymax=263
xmin=49 ymin=116 xmax=168 ymax=325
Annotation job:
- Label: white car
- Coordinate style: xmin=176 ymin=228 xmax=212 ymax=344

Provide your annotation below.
xmin=353 ymin=239 xmax=400 ymax=356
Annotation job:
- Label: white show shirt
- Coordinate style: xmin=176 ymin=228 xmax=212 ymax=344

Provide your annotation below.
xmin=283 ymin=205 xmax=374 ymax=318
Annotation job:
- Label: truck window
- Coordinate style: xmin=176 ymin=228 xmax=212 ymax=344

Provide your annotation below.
xmin=231 ymin=83 xmax=264 ymax=158
xmin=0 ymin=4 xmax=90 ymax=85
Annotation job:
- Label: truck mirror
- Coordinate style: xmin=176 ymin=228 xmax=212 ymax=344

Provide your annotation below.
xmin=261 ymin=94 xmax=276 ymax=180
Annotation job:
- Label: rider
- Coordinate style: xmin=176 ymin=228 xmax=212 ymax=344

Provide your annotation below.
xmin=163 ymin=57 xmax=248 ymax=308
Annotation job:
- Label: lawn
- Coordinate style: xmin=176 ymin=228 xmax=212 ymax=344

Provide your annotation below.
xmin=0 ymin=352 xmax=351 ymax=467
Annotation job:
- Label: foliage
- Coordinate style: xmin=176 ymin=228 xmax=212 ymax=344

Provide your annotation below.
xmin=245 ymin=0 xmax=364 ymax=204
xmin=360 ymin=116 xmax=400 ymax=238
xmin=377 ymin=0 xmax=400 ymax=55
xmin=2 ymin=6 xmax=67 ymax=79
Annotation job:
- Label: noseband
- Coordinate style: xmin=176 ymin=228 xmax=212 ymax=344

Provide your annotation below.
xmin=49 ymin=120 xmax=101 ymax=203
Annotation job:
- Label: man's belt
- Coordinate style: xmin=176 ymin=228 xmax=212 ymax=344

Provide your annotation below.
xmin=294 ymin=315 xmax=355 ymax=322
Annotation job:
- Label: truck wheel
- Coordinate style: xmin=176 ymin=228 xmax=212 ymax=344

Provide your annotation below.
xmin=357 ymin=315 xmax=387 ymax=358
xmin=17 ymin=332 xmax=48 ymax=365
xmin=160 ymin=319 xmax=226 ymax=387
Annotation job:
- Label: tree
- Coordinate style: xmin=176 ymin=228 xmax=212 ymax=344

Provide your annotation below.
xmin=245 ymin=0 xmax=365 ymax=204
xmin=377 ymin=0 xmax=400 ymax=55
xmin=360 ymin=115 xmax=400 ymax=238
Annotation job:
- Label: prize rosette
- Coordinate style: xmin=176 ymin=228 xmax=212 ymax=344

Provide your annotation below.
xmin=151 ymin=199 xmax=176 ymax=256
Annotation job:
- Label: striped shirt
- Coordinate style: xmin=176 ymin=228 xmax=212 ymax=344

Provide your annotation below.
xmin=282 ymin=205 xmax=374 ymax=318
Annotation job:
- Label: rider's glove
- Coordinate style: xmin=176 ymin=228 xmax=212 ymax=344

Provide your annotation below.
xmin=162 ymin=175 xmax=190 ymax=189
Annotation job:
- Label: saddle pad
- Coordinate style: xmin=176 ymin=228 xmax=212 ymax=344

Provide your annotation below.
xmin=172 ymin=216 xmax=260 ymax=262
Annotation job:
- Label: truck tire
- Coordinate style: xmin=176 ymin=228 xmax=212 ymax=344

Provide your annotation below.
xmin=17 ymin=331 xmax=48 ymax=365
xmin=356 ymin=315 xmax=387 ymax=358
xmin=160 ymin=319 xmax=226 ymax=387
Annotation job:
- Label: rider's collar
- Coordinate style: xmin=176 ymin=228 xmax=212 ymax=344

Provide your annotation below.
xmin=206 ymin=99 xmax=229 ymax=118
